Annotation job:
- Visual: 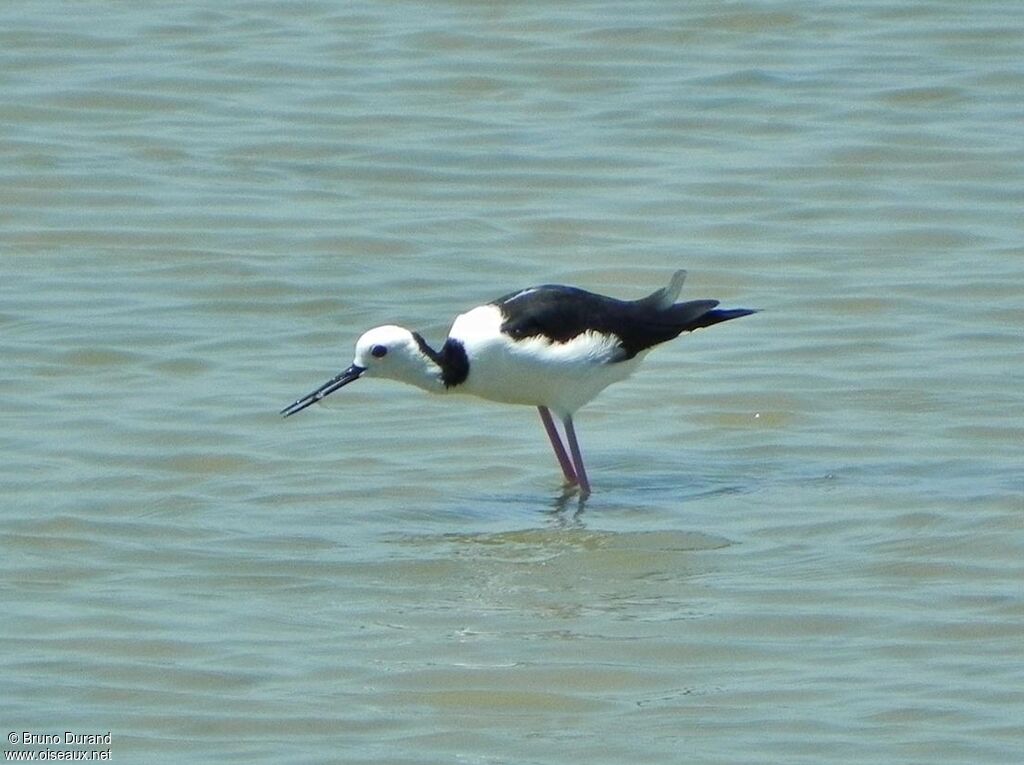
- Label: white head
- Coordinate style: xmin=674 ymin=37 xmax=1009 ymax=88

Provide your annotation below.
xmin=351 ymin=325 xmax=442 ymax=386
xmin=281 ymin=325 xmax=443 ymax=416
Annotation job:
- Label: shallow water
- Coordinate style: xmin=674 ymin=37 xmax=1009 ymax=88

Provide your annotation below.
xmin=3 ymin=1 xmax=1023 ymax=763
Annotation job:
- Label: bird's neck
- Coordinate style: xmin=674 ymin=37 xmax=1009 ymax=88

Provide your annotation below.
xmin=411 ymin=333 xmax=470 ymax=391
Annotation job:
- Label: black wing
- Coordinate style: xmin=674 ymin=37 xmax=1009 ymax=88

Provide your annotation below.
xmin=494 ymin=284 xmax=751 ymax=359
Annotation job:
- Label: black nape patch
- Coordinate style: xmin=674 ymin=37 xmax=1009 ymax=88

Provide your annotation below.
xmin=437 ymin=338 xmax=469 ymax=387
xmin=412 ymin=332 xmax=470 ymax=388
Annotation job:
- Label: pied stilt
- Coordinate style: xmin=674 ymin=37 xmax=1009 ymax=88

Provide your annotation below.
xmin=282 ymin=270 xmax=756 ymax=497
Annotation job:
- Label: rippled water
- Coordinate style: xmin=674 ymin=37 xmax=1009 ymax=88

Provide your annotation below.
xmin=3 ymin=2 xmax=1022 ymax=763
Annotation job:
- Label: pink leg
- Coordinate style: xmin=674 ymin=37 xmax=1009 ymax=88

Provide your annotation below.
xmin=563 ymin=415 xmax=591 ymax=497
xmin=537 ymin=406 xmax=577 ymax=485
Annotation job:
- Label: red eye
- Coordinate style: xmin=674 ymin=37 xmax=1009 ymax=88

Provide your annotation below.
xmin=371 ymin=344 xmax=388 ymax=358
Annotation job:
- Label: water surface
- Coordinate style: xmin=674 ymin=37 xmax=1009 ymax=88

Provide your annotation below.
xmin=3 ymin=2 xmax=1022 ymax=763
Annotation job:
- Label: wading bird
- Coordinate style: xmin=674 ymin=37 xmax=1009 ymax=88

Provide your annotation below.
xmin=282 ymin=270 xmax=756 ymax=497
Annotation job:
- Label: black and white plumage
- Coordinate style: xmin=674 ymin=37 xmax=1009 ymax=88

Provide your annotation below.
xmin=282 ymin=270 xmax=756 ymax=496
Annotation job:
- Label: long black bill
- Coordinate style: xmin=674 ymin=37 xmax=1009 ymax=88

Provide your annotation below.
xmin=280 ymin=364 xmax=365 ymax=417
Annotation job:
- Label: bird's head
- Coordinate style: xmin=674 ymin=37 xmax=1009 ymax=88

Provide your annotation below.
xmin=281 ymin=325 xmax=440 ymax=417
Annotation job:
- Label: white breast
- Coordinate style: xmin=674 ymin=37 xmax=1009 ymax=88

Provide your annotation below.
xmin=447 ymin=305 xmax=643 ymax=417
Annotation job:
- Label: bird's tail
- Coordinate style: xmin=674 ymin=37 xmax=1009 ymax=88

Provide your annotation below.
xmin=664 ymin=303 xmax=759 ymax=333
xmin=636 ymin=271 xmax=758 ymax=334
xmin=675 ymin=305 xmax=757 ymax=331
xmin=638 ymin=269 xmax=687 ymax=310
